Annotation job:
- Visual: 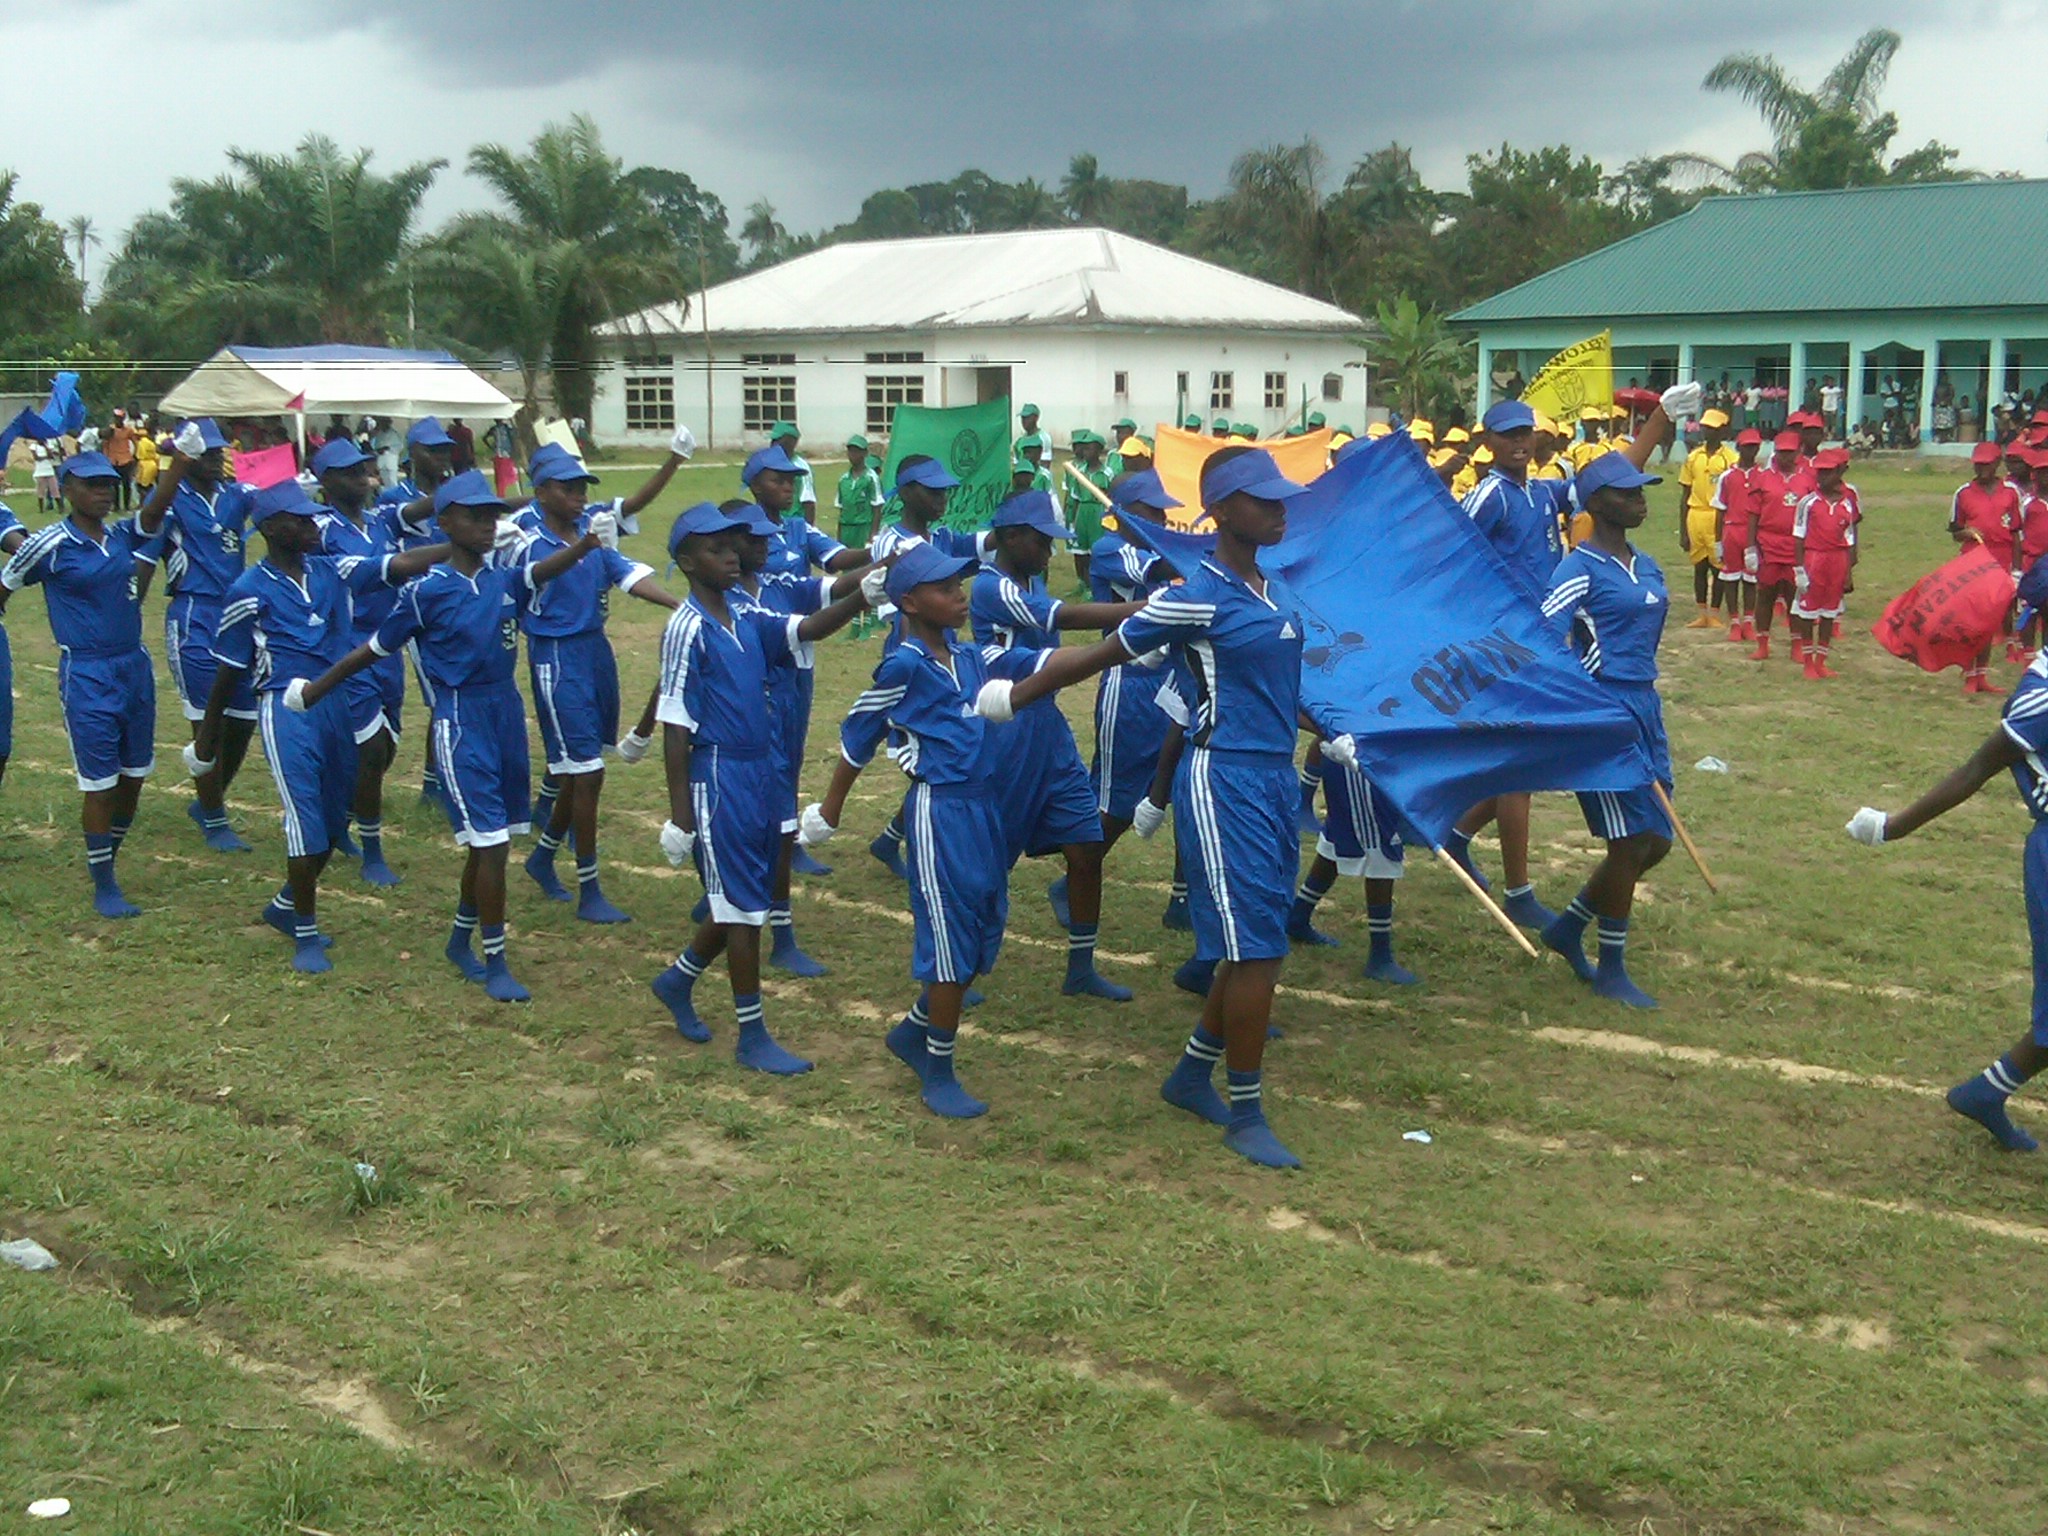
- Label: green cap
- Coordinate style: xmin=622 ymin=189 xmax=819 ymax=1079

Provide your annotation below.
xmin=1307 ymin=412 xmax=1326 ymax=428
xmin=844 ymin=433 xmax=869 ymax=451
xmin=1112 ymin=416 xmax=1136 ymax=431
xmin=1283 ymin=424 xmax=1307 ymax=437
xmin=768 ymin=420 xmax=799 ymax=440
xmin=1019 ymin=403 xmax=1040 ymax=418
xmin=1184 ymin=413 xmax=1202 ymax=429
xmin=1071 ymin=428 xmax=1103 ymax=446
xmin=1231 ymin=422 xmax=1256 ymax=438
xmin=1338 ymin=424 xmax=1355 ymax=436
xmin=1212 ymin=416 xmax=1230 ymax=431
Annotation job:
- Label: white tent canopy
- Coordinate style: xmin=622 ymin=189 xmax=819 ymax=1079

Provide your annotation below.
xmin=159 ymin=344 xmax=515 ymax=422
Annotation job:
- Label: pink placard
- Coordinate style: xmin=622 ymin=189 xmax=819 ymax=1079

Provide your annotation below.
xmin=235 ymin=442 xmax=300 ymax=489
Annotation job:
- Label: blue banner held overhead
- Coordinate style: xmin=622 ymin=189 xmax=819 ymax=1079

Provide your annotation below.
xmin=0 ymin=406 xmax=60 ymax=472
xmin=39 ymin=371 xmax=85 ymax=437
xmin=1269 ymin=432 xmax=1653 ymax=849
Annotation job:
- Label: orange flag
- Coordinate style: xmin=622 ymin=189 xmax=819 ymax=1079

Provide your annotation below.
xmin=1149 ymin=425 xmax=1332 ymax=530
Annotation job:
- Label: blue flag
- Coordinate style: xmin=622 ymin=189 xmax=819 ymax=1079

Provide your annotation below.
xmin=39 ymin=372 xmax=85 ymax=437
xmin=0 ymin=406 xmax=59 ymax=469
xmin=1106 ymin=506 xmax=1215 ymax=579
xmin=1269 ymin=433 xmax=1652 ymax=848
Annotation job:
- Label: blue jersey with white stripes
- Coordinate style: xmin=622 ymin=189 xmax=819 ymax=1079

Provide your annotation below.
xmin=212 ymin=557 xmax=360 ymax=690
xmin=840 ymin=636 xmax=1046 ymax=787
xmin=517 ymin=521 xmax=654 ymax=638
xmin=654 ymin=593 xmax=805 ymax=755
xmin=371 ymin=562 xmax=538 ymax=693
xmin=0 ymin=502 xmax=22 ymax=546
xmin=0 ymin=516 xmax=152 ymax=654
xmin=160 ymin=478 xmax=259 ymax=605
xmin=1463 ymin=469 xmax=1569 ymax=602
xmin=2003 ymin=657 xmax=2048 ymax=820
xmin=1541 ymin=543 xmax=1667 ymax=685
xmin=1116 ymin=559 xmax=1305 ymax=757
xmin=763 ymin=508 xmax=845 ymax=582
xmin=319 ymin=505 xmax=410 ymax=643
xmin=969 ymin=565 xmax=1061 ymax=651
xmin=1087 ymin=530 xmax=1166 ymax=610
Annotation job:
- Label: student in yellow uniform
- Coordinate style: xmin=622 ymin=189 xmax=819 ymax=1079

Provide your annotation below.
xmin=1366 ymin=422 xmax=1393 ymax=440
xmin=1566 ymin=407 xmax=1610 ymax=471
xmin=1407 ymin=419 xmax=1435 ymax=448
xmin=1677 ymin=406 xmax=1737 ymax=627
xmin=1449 ymin=442 xmax=1489 ymax=500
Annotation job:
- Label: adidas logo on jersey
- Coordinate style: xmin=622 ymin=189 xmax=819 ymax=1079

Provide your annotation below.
xmin=1645 ymin=591 xmax=1662 ymax=605
xmin=1279 ymin=622 xmax=1297 ymax=638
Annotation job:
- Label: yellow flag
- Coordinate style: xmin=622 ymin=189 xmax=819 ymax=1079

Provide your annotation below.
xmin=1147 ymin=424 xmax=1333 ymax=531
xmin=1519 ymin=331 xmax=1612 ymax=424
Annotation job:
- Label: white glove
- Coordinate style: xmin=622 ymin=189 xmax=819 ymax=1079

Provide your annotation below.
xmin=1795 ymin=568 xmax=1810 ymax=595
xmin=1844 ymin=807 xmax=1889 ymax=847
xmin=181 ymin=742 xmax=215 ymax=778
xmin=798 ymin=802 xmax=838 ymax=848
xmin=588 ymin=509 xmax=619 ymax=550
xmin=493 ymin=519 xmax=526 ymax=558
xmin=1659 ymin=381 xmax=1704 ymax=422
xmin=1132 ymin=796 xmax=1167 ymax=839
xmin=1323 ymin=733 xmax=1358 ymax=768
xmin=615 ymin=728 xmax=651 ymax=764
xmin=1744 ymin=547 xmax=1758 ymax=575
xmin=282 ymin=678 xmax=309 ymax=713
xmin=173 ymin=422 xmax=206 ymax=458
xmin=858 ymin=564 xmax=889 ymax=608
xmin=659 ymin=819 xmax=696 ymax=866
xmin=670 ymin=424 xmax=698 ymax=460
xmin=973 ymin=678 xmax=1015 ymax=723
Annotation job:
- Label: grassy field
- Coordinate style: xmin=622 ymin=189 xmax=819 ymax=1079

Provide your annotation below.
xmin=3 ymin=452 xmax=2046 ymax=1535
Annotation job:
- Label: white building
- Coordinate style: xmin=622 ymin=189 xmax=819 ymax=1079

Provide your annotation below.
xmin=591 ymin=227 xmax=1365 ymax=453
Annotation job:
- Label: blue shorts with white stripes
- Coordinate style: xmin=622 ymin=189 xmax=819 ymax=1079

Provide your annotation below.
xmin=904 ymin=780 xmax=1009 ymax=984
xmin=1176 ymin=745 xmax=1296 ymax=963
xmin=997 ymin=704 xmax=1103 ymax=861
xmin=1091 ymin=663 xmax=1171 ymax=822
xmin=259 ymin=689 xmax=357 ymax=858
xmin=167 ymin=597 xmax=256 ymax=723
xmin=690 ymin=745 xmax=780 ymax=926
xmin=1317 ymin=759 xmax=1406 ymax=880
xmin=1576 ymin=683 xmax=1673 ymax=841
xmin=529 ymin=630 xmax=621 ymax=776
xmin=58 ymin=647 xmax=155 ymax=792
xmin=343 ymin=651 xmax=406 ymax=746
xmin=430 ymin=681 xmax=531 ymax=849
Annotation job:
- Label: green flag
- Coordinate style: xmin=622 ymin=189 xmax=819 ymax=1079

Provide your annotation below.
xmin=879 ymin=397 xmax=1013 ymax=531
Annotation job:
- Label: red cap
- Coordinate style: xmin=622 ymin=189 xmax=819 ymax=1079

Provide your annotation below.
xmin=2028 ymin=425 xmax=2048 ymax=447
xmin=2032 ymin=409 xmax=2048 ymax=425
xmin=1972 ymin=440 xmax=2005 ymax=465
xmin=1773 ymin=430 xmax=1802 ymax=452
xmin=2010 ymin=444 xmax=2038 ymax=471
xmin=1734 ymin=427 xmax=1763 ymax=447
xmin=1813 ymin=447 xmax=1850 ymax=471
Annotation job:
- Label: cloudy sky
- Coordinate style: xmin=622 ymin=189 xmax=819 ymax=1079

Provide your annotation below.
xmin=8 ymin=0 xmax=2045 ymax=284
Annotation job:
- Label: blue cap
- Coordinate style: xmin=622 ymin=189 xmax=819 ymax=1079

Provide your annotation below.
xmin=989 ymin=489 xmax=1070 ymax=539
xmin=1333 ymin=434 xmax=1373 ymax=465
xmin=667 ymin=501 xmax=752 ymax=560
xmin=58 ymin=451 xmax=118 ymax=481
xmin=741 ymin=444 xmax=801 ymax=485
xmin=186 ymin=417 xmax=230 ymax=451
xmin=406 ymin=417 xmax=455 ymax=450
xmin=251 ymin=482 xmax=323 ymax=524
xmin=736 ymin=503 xmax=780 ymax=537
xmin=1576 ymin=454 xmax=1663 ymax=498
xmin=1109 ymin=468 xmax=1183 ymax=512
xmin=1200 ymin=448 xmax=1311 ymax=506
xmin=530 ymin=451 xmax=599 ymax=486
xmin=432 ymin=468 xmax=508 ymax=516
xmin=1481 ymin=400 xmax=1536 ymax=434
xmin=896 ymin=457 xmax=960 ymax=492
xmin=310 ymin=438 xmax=371 ymax=474
xmin=884 ymin=543 xmax=977 ymax=603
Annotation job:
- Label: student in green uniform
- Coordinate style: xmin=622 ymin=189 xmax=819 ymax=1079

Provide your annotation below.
xmin=1017 ymin=404 xmax=1046 ymax=462
xmin=1232 ymin=422 xmax=1257 ymax=440
xmin=836 ymin=435 xmax=886 ymax=637
xmin=1211 ymin=416 xmax=1231 ymax=439
xmin=1307 ymin=411 xmax=1327 ymax=431
xmin=1106 ymin=418 xmax=1138 ymax=476
xmin=1184 ymin=413 xmax=1204 ymax=431
xmin=1064 ymin=429 xmax=1112 ymax=588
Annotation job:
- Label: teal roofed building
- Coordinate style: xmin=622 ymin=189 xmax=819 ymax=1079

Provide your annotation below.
xmin=1452 ymin=179 xmax=2048 ymax=454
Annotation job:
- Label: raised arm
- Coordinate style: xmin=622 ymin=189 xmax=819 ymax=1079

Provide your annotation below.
xmin=136 ymin=429 xmax=201 ymax=534
xmin=1851 ymin=728 xmax=2024 ymax=844
xmin=620 ymin=426 xmax=696 ymax=517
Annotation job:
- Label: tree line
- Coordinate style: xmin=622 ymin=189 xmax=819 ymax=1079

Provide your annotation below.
xmin=0 ymin=29 xmax=1991 ymax=430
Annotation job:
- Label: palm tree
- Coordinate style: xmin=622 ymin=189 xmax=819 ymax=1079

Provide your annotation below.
xmin=1372 ymin=297 xmax=1469 ymax=421
xmin=1216 ymin=140 xmax=1333 ymax=298
xmin=410 ymin=232 xmax=585 ymax=431
xmin=65 ymin=215 xmax=97 ymax=301
xmin=741 ymin=199 xmax=786 ymax=264
xmin=1060 ymin=153 xmax=1108 ymax=224
xmin=0 ymin=172 xmax=85 ymax=343
xmin=996 ymin=178 xmax=1066 ymax=231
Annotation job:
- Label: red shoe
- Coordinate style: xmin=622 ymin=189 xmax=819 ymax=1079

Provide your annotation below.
xmin=1741 ymin=618 xmax=1757 ymax=640
xmin=1804 ymin=659 xmax=1825 ymax=680
xmin=1749 ymin=635 xmax=1770 ymax=661
xmin=1727 ymin=623 xmax=1745 ymax=643
xmin=1975 ymin=671 xmax=2001 ymax=694
xmin=1816 ymin=659 xmax=1838 ymax=679
xmin=1791 ymin=639 xmax=1808 ymax=664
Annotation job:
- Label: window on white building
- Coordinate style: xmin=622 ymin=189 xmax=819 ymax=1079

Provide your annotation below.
xmin=623 ymin=354 xmax=675 ymax=432
xmin=1209 ymin=371 xmax=1233 ymax=410
xmin=1176 ymin=370 xmax=1189 ymax=403
xmin=1322 ymin=372 xmax=1343 ymax=402
xmin=1264 ymin=371 xmax=1288 ymax=409
xmin=1113 ymin=371 xmax=1129 ymax=398
xmin=741 ymin=353 xmax=797 ymax=432
xmin=865 ymin=373 xmax=924 ymax=436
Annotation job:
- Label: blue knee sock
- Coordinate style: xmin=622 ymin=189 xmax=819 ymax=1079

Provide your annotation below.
xmin=481 ymin=922 xmax=507 ymax=968
xmin=1225 ymin=1067 xmax=1266 ymax=1129
xmin=1066 ymin=922 xmax=1098 ymax=981
xmin=358 ymin=819 xmax=384 ymax=861
xmin=672 ymin=947 xmax=709 ymax=996
xmin=1367 ymin=903 xmax=1395 ymax=967
xmin=576 ymin=855 xmax=597 ymax=889
xmin=532 ymin=828 xmax=563 ymax=864
xmin=1983 ymin=1053 xmax=2037 ymax=1100
xmin=1594 ymin=915 xmax=1629 ymax=978
xmin=85 ymin=833 xmax=117 ymax=894
xmin=108 ymin=818 xmax=132 ymax=855
xmin=923 ymin=1027 xmax=958 ymax=1083
xmin=1553 ymin=890 xmax=1595 ymax=946
xmin=1446 ymin=826 xmax=1475 ymax=864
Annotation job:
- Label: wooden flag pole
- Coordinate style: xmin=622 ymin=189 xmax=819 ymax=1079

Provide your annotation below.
xmin=1652 ymin=782 xmax=1718 ymax=893
xmin=1433 ymin=847 xmax=1540 ymax=958
xmin=1062 ymin=458 xmax=1113 ymax=506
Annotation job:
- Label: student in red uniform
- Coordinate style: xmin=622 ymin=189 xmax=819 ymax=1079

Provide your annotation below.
xmin=1748 ymin=430 xmax=1805 ymax=662
xmin=1712 ymin=428 xmax=1765 ymax=641
xmin=2018 ymin=447 xmax=2048 ymax=664
xmin=1952 ymin=440 xmax=2022 ymax=691
xmin=1792 ymin=447 xmax=1859 ymax=680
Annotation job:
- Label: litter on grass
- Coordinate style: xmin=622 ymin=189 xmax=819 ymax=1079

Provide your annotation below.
xmin=1694 ymin=756 xmax=1730 ymax=773
xmin=27 ymin=1497 xmax=71 ymax=1519
xmin=1402 ymin=1130 xmax=1433 ymax=1145
xmin=0 ymin=1238 xmax=57 ymax=1272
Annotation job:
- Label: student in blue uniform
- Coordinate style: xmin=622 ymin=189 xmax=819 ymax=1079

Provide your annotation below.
xmin=0 ymin=453 xmax=163 ymax=917
xmin=1088 ymin=472 xmax=1181 ymax=844
xmin=801 ymin=543 xmax=1060 ymax=1118
xmin=195 ymin=483 xmax=450 ymax=973
xmin=974 ymin=446 xmax=1345 ymax=1169
xmin=1536 ymin=452 xmax=1675 ymax=1010
xmin=135 ymin=418 xmax=257 ymax=853
xmin=647 ymin=503 xmax=878 ymax=1072
xmin=0 ymin=494 xmax=26 ymax=790
xmin=312 ymin=437 xmax=416 ymax=884
xmin=512 ymin=449 xmax=680 ymax=922
xmin=377 ymin=417 xmax=459 ymax=809
xmin=970 ymin=489 xmax=1145 ymax=1000
xmin=1285 ymin=763 xmax=1420 ymax=985
xmin=293 ymin=470 xmax=610 ymax=1002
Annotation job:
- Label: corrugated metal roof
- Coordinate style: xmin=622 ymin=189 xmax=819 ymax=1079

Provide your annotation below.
xmin=1452 ymin=179 xmax=2048 ymax=325
xmin=602 ymin=227 xmax=1360 ymax=338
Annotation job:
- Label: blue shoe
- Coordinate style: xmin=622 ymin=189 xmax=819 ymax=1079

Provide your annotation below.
xmin=1160 ymin=1066 xmax=1230 ymax=1126
xmin=1161 ymin=895 xmax=1192 ymax=931
xmin=922 ymin=1075 xmax=988 ymax=1119
xmin=419 ymin=783 xmax=451 ymax=815
xmin=262 ymin=904 xmax=334 ymax=947
xmin=1591 ymin=969 xmax=1659 ymax=1010
xmin=791 ymin=846 xmax=833 ymax=877
xmin=1363 ymin=956 xmax=1421 ymax=986
xmin=1047 ymin=875 xmax=1072 ymax=932
xmin=1540 ymin=916 xmax=1595 ymax=983
xmin=963 ymin=987 xmax=985 ymax=1010
xmin=652 ymin=967 xmax=710 ymax=1042
xmin=770 ymin=935 xmax=829 ymax=978
xmin=690 ymin=894 xmax=711 ymax=924
xmin=93 ymin=886 xmax=141 ymax=920
xmin=188 ymin=799 xmax=251 ymax=854
xmin=1502 ymin=888 xmax=1559 ymax=931
xmin=869 ymin=832 xmax=909 ymax=881
xmin=736 ymin=1027 xmax=812 ymax=1076
xmin=1947 ymin=1077 xmax=2040 ymax=1152
xmin=359 ymin=858 xmax=402 ymax=888
xmin=524 ymin=850 xmax=572 ymax=902
xmin=575 ymin=888 xmax=633 ymax=925
xmin=332 ymin=829 xmax=361 ymax=860
xmin=445 ymin=936 xmax=486 ymax=984
xmin=1173 ymin=956 xmax=1216 ymax=997
xmin=1063 ymin=968 xmax=1132 ymax=1001
xmin=885 ymin=1017 xmax=928 ymax=1079
xmin=1286 ymin=909 xmax=1339 ymax=947
xmin=1224 ymin=1116 xmax=1303 ymax=1169
xmin=484 ymin=961 xmax=531 ymax=1003
xmin=292 ymin=939 xmax=333 ymax=975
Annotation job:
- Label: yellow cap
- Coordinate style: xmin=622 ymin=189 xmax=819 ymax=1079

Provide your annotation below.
xmin=1407 ymin=418 xmax=1435 ymax=443
xmin=1427 ymin=447 xmax=1457 ymax=468
xmin=1579 ymin=405 xmax=1605 ymax=422
xmin=1328 ymin=432 xmax=1353 ymax=449
xmin=1700 ymin=408 xmax=1729 ymax=429
xmin=1533 ymin=412 xmax=1560 ymax=436
xmin=1365 ymin=422 xmax=1392 ymax=439
xmin=1443 ymin=426 xmax=1470 ymax=445
xmin=1116 ymin=435 xmax=1150 ymax=458
xmin=1471 ymin=444 xmax=1495 ymax=464
xmin=1609 ymin=403 xmax=1629 ymax=420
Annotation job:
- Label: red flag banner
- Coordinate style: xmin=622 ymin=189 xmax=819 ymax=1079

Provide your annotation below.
xmin=232 ymin=442 xmax=301 ymax=490
xmin=1872 ymin=543 xmax=2016 ymax=674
